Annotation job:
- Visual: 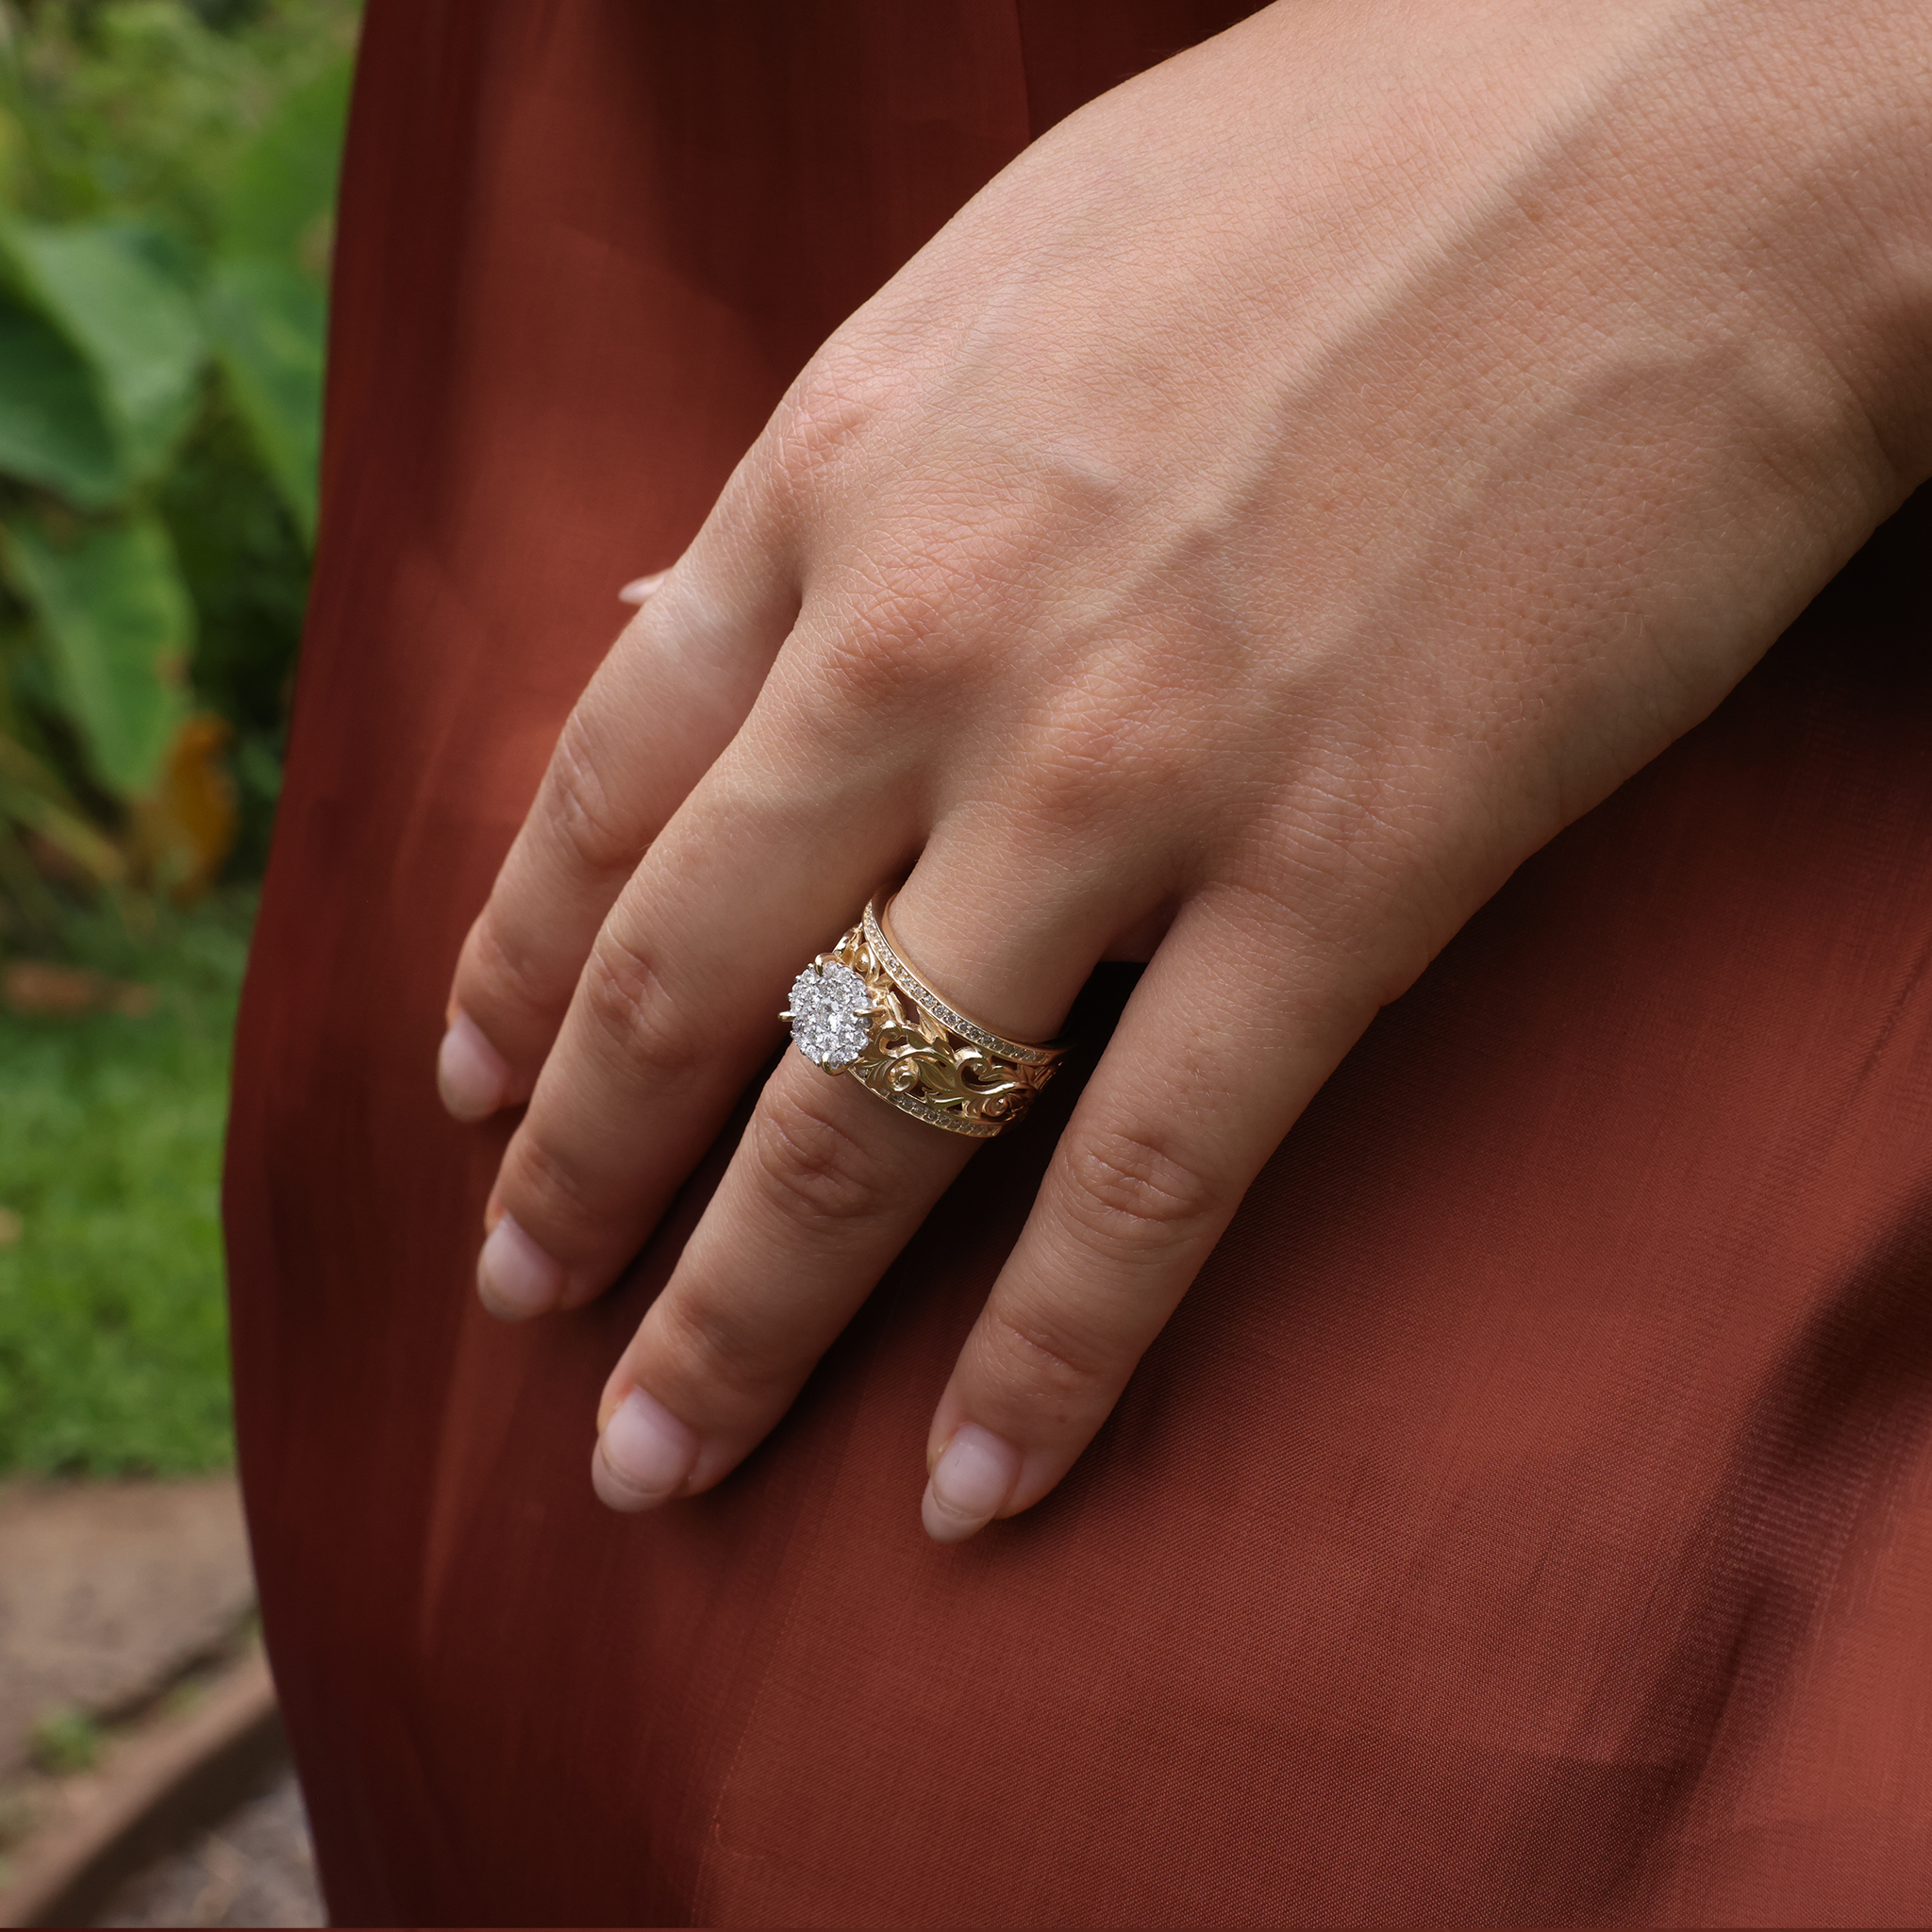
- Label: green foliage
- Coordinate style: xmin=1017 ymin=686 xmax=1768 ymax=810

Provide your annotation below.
xmin=0 ymin=727 xmax=123 ymax=904
xmin=158 ymin=403 xmax=304 ymax=871
xmin=0 ymin=891 xmax=249 ymax=1474
xmin=217 ymin=58 xmax=349 ymax=257
xmin=206 ymin=251 xmax=322 ymax=538
xmin=0 ymin=1 xmax=350 ymax=242
xmin=5 ymin=508 xmax=192 ymax=795
xmin=0 ymin=0 xmax=357 ymax=917
xmin=0 ymin=5 xmax=356 ymax=1478
xmin=0 ymin=216 xmax=207 ymax=482
xmin=0 ymin=296 xmax=118 ymax=504
xmin=29 ymin=1705 xmax=103 ymax=1774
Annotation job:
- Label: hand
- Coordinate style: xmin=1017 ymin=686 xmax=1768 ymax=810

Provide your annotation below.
xmin=436 ymin=0 xmax=1931 ymax=1539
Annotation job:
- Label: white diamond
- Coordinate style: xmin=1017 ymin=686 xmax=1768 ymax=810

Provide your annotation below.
xmin=788 ymin=960 xmax=872 ymax=1069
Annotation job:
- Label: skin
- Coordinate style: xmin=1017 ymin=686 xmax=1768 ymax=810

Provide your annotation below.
xmin=435 ymin=0 xmax=1932 ymax=1541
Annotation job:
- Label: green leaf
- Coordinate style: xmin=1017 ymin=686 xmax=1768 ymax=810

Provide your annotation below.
xmin=206 ymin=256 xmax=323 ymax=541
xmin=0 ymin=729 xmax=126 ymax=885
xmin=1 ymin=514 xmax=192 ymax=799
xmin=0 ymin=299 xmax=124 ymax=508
xmin=218 ymin=59 xmax=353 ymax=261
xmin=0 ymin=221 xmax=206 ymax=484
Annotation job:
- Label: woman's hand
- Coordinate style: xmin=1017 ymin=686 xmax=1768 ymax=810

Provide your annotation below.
xmin=436 ymin=0 xmax=1930 ymax=1539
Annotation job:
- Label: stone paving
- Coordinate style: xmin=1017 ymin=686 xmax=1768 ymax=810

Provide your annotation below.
xmin=0 ymin=1479 xmax=254 ymax=1777
xmin=0 ymin=1476 xmax=323 ymax=1925
xmin=95 ymin=1771 xmax=323 ymax=1927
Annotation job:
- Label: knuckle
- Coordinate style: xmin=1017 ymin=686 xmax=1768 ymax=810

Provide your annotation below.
xmin=1012 ymin=699 xmax=1165 ymax=837
xmin=809 ymin=538 xmax=989 ymax=686
xmin=1057 ymin=1125 xmax=1221 ymax=1261
xmin=578 ymin=936 xmax=706 ymax=1087
xmin=984 ymin=1299 xmax=1111 ymax=1415
xmin=793 ymin=610 xmax=924 ymax=710
xmin=655 ymin=1288 xmax=796 ymax=1407
xmin=771 ymin=350 xmax=903 ymax=489
xmin=1016 ymin=727 xmax=1116 ymax=833
xmin=502 ymin=1126 xmax=601 ymax=1248
xmin=464 ymin=899 xmax=554 ymax=1021
xmin=1266 ymin=733 xmax=1434 ymax=914
xmin=541 ymin=710 xmax=641 ymax=881
xmin=746 ymin=1088 xmax=890 ymax=1229
xmin=766 ymin=603 xmax=941 ymax=755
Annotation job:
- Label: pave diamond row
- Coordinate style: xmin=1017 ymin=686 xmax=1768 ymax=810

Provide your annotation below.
xmin=875 ymin=1089 xmax=1003 ymax=1138
xmin=862 ymin=902 xmax=1058 ymax=1065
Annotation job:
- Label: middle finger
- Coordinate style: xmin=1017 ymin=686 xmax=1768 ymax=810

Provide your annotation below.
xmin=479 ymin=745 xmax=917 ymax=1319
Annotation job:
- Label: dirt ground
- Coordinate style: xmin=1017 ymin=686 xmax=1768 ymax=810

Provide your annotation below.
xmin=0 ymin=1476 xmax=323 ymax=1925
xmin=95 ymin=1770 xmax=322 ymax=1927
xmin=0 ymin=1479 xmax=254 ymax=1779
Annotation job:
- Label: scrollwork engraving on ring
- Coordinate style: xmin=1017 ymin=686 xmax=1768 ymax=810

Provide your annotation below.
xmin=781 ymin=900 xmax=1065 ymax=1138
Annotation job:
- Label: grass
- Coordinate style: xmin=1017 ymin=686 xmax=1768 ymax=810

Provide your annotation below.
xmin=27 ymin=1707 xmax=101 ymax=1776
xmin=0 ymin=892 xmax=250 ymax=1474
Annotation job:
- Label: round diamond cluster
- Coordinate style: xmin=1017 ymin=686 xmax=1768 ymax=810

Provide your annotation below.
xmin=788 ymin=959 xmax=872 ymax=1069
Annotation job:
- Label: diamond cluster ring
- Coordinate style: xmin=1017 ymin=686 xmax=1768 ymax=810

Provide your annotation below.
xmin=781 ymin=898 xmax=1066 ymax=1137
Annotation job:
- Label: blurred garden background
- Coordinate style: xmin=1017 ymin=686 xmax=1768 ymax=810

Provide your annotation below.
xmin=0 ymin=0 xmax=357 ymax=1478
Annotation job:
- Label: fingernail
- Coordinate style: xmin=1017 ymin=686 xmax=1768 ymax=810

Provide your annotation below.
xmin=617 ymin=572 xmax=667 ymax=606
xmin=593 ymin=1389 xmax=698 ymax=1509
xmin=438 ymin=1012 xmax=510 ymax=1121
xmin=476 ymin=1214 xmax=564 ymax=1320
xmin=921 ymin=1424 xmax=1022 ymax=1543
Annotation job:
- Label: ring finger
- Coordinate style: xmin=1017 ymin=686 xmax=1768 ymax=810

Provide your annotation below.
xmin=589 ymin=855 xmax=1141 ymax=1510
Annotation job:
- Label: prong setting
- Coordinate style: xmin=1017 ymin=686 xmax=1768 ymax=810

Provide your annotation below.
xmin=785 ymin=958 xmax=874 ymax=1071
xmin=780 ymin=898 xmax=1067 ymax=1138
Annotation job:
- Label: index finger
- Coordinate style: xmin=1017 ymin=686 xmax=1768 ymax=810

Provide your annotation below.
xmin=438 ymin=509 xmax=800 ymax=1121
xmin=476 ymin=740 xmax=920 ymax=1315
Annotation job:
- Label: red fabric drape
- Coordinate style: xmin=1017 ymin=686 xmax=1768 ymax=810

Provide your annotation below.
xmin=225 ymin=5 xmax=1932 ymax=1923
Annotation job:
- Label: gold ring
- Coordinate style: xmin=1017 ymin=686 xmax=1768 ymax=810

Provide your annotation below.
xmin=780 ymin=896 xmax=1066 ymax=1137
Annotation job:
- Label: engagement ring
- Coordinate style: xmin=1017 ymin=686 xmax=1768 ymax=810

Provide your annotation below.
xmin=781 ymin=898 xmax=1065 ymax=1137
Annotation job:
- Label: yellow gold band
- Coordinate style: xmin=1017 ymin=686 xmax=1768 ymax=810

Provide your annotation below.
xmin=780 ymin=897 xmax=1066 ymax=1137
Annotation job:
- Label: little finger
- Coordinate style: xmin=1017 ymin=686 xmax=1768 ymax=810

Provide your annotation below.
xmin=921 ymin=894 xmax=1373 ymax=1540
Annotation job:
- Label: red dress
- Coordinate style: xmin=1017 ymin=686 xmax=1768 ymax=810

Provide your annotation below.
xmin=225 ymin=4 xmax=1932 ymax=1923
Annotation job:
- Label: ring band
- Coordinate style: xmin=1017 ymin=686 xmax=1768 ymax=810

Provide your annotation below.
xmin=781 ymin=896 xmax=1066 ymax=1137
